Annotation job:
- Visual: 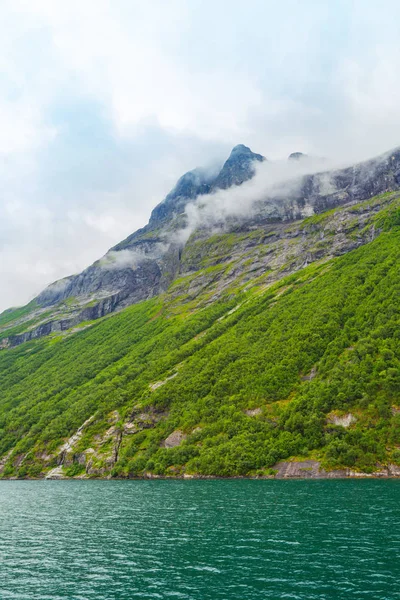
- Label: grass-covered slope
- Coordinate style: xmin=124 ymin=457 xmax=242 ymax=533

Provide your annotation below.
xmin=0 ymin=198 xmax=399 ymax=478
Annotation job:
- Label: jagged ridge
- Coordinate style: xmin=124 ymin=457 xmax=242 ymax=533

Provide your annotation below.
xmin=2 ymin=145 xmax=400 ymax=348
xmin=0 ymin=189 xmax=399 ymax=479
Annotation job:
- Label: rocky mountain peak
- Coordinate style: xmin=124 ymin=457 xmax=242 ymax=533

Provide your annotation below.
xmin=288 ymin=152 xmax=307 ymax=161
xmin=148 ymin=145 xmax=265 ymax=227
xmin=19 ymin=144 xmax=400 ymax=347
xmin=149 ymin=167 xmax=214 ymax=226
xmin=212 ymin=144 xmax=265 ymax=190
xmin=230 ymin=143 xmax=261 ymax=156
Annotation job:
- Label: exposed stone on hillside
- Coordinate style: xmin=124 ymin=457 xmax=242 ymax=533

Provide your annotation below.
xmin=274 ymin=460 xmax=345 ymax=478
xmin=3 ymin=144 xmax=400 ymax=348
xmin=57 ymin=415 xmax=95 ymax=463
xmin=149 ymin=373 xmax=177 ymax=391
xmin=245 ymin=408 xmax=262 ymax=417
xmin=148 ymin=168 xmax=216 ymax=227
xmin=327 ymin=413 xmax=357 ymax=428
xmin=172 ymin=192 xmax=396 ymax=308
xmin=162 ymin=430 xmax=187 ymax=448
xmin=273 ymin=460 xmax=400 ymax=478
xmin=8 ymin=145 xmax=264 ymax=340
xmin=301 ymin=367 xmax=317 ymax=381
xmin=288 ymin=152 xmax=307 ymax=161
xmin=211 ymin=144 xmax=265 ymax=189
xmin=45 ymin=466 xmax=65 ymax=480
xmin=0 ymin=449 xmax=13 ymax=475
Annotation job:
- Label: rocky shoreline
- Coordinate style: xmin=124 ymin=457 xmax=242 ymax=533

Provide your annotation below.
xmin=272 ymin=460 xmax=400 ymax=479
xmin=2 ymin=460 xmax=400 ymax=480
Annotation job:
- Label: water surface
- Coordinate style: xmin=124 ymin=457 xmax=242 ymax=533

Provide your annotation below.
xmin=0 ymin=480 xmax=399 ymax=599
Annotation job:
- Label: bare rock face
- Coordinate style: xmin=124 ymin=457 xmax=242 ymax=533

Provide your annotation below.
xmin=273 ymin=460 xmax=400 ymax=479
xmin=388 ymin=464 xmax=400 ymax=477
xmin=245 ymin=408 xmax=262 ymax=417
xmin=301 ymin=367 xmax=317 ymax=381
xmin=211 ymin=144 xmax=265 ymax=190
xmin=326 ymin=413 xmax=357 ymax=428
xmin=28 ymin=144 xmax=267 ymax=325
xmin=288 ymin=152 xmax=307 ymax=161
xmin=45 ymin=466 xmax=65 ymax=480
xmin=149 ymin=373 xmax=177 ymax=391
xmin=296 ymin=148 xmax=400 ymax=212
xmin=162 ymin=430 xmax=187 ymax=448
xmin=38 ymin=145 xmax=400 ymax=317
xmin=4 ymin=144 xmax=400 ymax=348
xmin=0 ymin=450 xmax=13 ymax=475
xmin=36 ymin=253 xmax=165 ymax=308
xmin=148 ymin=168 xmax=216 ymax=227
xmin=274 ymin=460 xmax=347 ymax=479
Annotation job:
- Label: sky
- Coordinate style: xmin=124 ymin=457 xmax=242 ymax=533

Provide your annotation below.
xmin=1 ymin=0 xmax=400 ymax=311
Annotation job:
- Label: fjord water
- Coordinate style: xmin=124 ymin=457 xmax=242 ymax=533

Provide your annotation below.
xmin=0 ymin=481 xmax=399 ymax=599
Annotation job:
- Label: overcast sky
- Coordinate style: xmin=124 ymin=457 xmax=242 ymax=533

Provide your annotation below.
xmin=1 ymin=0 xmax=400 ymax=311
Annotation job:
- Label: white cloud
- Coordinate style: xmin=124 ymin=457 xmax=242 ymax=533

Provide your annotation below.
xmin=7 ymin=0 xmax=262 ymax=142
xmin=1 ymin=0 xmax=400 ymax=310
xmin=178 ymin=156 xmax=339 ymax=243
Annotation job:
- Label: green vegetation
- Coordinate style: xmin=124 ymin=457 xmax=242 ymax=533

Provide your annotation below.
xmin=0 ymin=309 xmax=55 ymax=342
xmin=0 ymin=196 xmax=399 ymax=478
xmin=181 ymin=230 xmax=264 ymax=271
xmin=0 ymin=301 xmax=38 ymax=330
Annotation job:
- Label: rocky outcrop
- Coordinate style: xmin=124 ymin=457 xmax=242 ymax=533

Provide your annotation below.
xmin=245 ymin=408 xmax=262 ymax=417
xmin=28 ymin=145 xmax=266 ymax=322
xmin=0 ymin=449 xmax=13 ymax=475
xmin=288 ymin=152 xmax=307 ymax=161
xmin=274 ymin=460 xmax=347 ymax=478
xmin=301 ymin=367 xmax=317 ymax=381
xmin=57 ymin=415 xmax=95 ymax=465
xmin=42 ymin=406 xmax=171 ymax=478
xmin=36 ymin=254 xmax=166 ymax=308
xmin=45 ymin=414 xmax=122 ymax=478
xmin=274 ymin=460 xmax=400 ymax=479
xmin=294 ymin=147 xmax=400 ymax=212
xmin=211 ymin=144 xmax=265 ymax=189
xmin=149 ymin=373 xmax=178 ymax=391
xmin=162 ymin=430 xmax=187 ymax=448
xmin=148 ymin=144 xmax=265 ymax=226
xmin=5 ymin=293 xmax=122 ymax=347
xmin=147 ymin=168 xmax=216 ymax=227
xmin=174 ymin=191 xmax=393 ymax=307
xmin=327 ymin=413 xmax=357 ymax=428
xmin=45 ymin=466 xmax=65 ymax=480
xmin=3 ymin=145 xmax=400 ymax=348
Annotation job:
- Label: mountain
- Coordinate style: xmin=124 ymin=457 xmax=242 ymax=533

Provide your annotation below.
xmin=148 ymin=144 xmax=265 ymax=225
xmin=0 ymin=144 xmax=400 ymax=479
xmin=288 ymin=152 xmax=307 ymax=161
xmin=3 ymin=144 xmax=400 ymax=349
xmin=8 ymin=144 xmax=265 ymax=345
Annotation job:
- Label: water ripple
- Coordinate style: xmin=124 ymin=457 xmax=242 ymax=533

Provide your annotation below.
xmin=0 ymin=480 xmax=399 ymax=599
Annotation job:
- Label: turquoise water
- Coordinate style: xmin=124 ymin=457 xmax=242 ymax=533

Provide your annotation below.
xmin=0 ymin=480 xmax=399 ymax=599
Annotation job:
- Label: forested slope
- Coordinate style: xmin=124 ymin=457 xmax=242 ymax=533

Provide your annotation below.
xmin=0 ymin=193 xmax=399 ymax=478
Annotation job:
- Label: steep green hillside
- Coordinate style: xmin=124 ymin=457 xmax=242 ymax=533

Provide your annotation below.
xmin=0 ymin=195 xmax=399 ymax=478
